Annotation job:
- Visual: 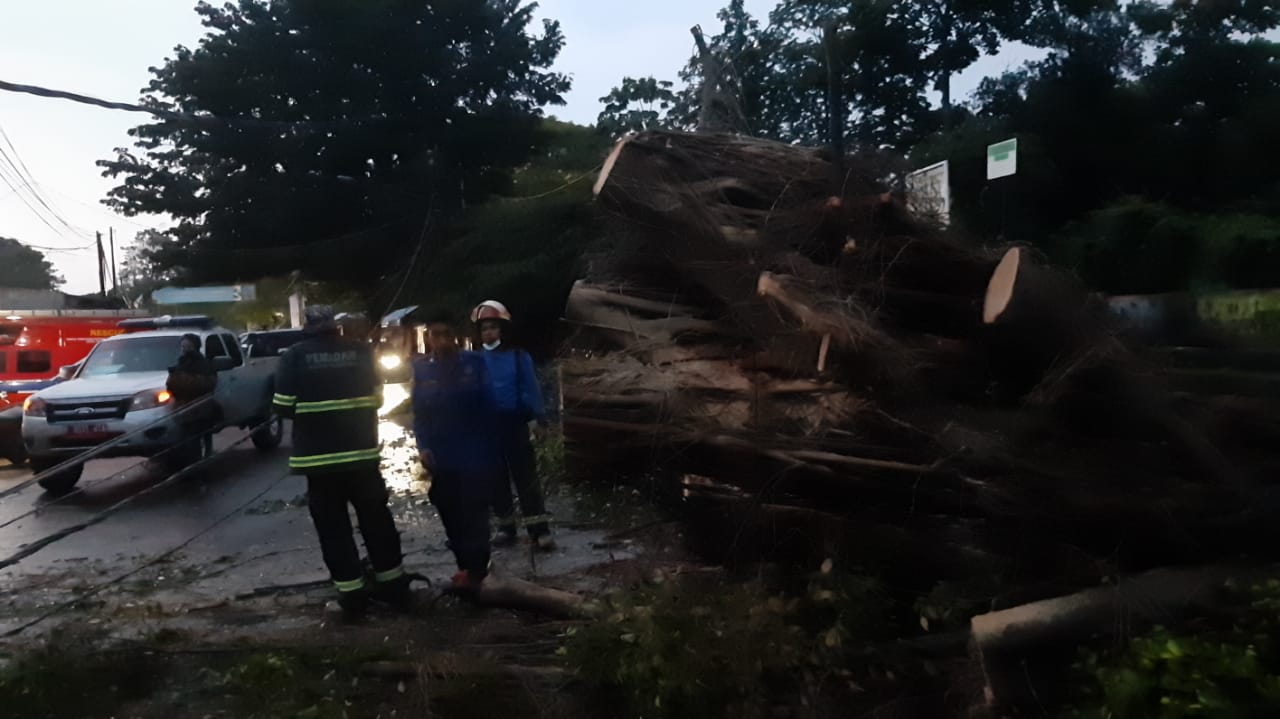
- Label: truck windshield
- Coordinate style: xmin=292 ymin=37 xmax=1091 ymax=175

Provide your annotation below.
xmin=80 ymin=336 xmax=183 ymax=377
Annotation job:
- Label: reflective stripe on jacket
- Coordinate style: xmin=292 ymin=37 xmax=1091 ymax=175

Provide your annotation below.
xmin=274 ymin=333 xmax=380 ymax=474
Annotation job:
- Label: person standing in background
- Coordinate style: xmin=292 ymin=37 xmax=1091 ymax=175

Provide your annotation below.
xmin=470 ymin=300 xmax=555 ymax=551
xmin=413 ymin=311 xmax=501 ymax=590
xmin=167 ymin=333 xmax=217 ymax=458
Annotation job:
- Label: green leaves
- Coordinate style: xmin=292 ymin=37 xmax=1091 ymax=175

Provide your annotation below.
xmin=596 ymin=77 xmax=679 ymax=137
xmin=0 ymin=238 xmax=63 ymax=290
xmin=1070 ymin=582 xmax=1280 ymax=718
xmin=98 ymin=0 xmax=569 ymax=285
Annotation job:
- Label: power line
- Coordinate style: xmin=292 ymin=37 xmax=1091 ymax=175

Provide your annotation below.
xmin=0 ymin=121 xmax=91 ymax=237
xmin=3 ymin=462 xmax=291 ymax=638
xmin=0 ymin=77 xmax=393 ymax=131
xmin=38 ymin=185 xmax=156 ymax=231
xmin=0 ymin=163 xmax=85 ymax=244
xmin=1 ymin=160 xmax=85 ymax=236
xmin=0 ymin=129 xmax=96 ymax=251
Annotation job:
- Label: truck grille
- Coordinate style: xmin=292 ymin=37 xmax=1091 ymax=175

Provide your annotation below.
xmin=46 ymin=399 xmax=130 ymax=424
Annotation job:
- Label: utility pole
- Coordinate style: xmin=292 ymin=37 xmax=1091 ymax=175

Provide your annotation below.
xmin=823 ymin=20 xmax=846 ymax=186
xmin=109 ymin=227 xmax=119 ymax=295
xmin=95 ymin=231 xmax=106 ymax=296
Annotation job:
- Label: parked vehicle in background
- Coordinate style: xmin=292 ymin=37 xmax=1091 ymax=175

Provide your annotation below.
xmin=22 ymin=316 xmax=284 ymax=493
xmin=0 ymin=310 xmax=148 ymax=465
xmin=372 ymin=306 xmax=423 ymax=383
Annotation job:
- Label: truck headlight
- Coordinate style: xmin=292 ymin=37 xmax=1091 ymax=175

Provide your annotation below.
xmin=130 ymin=390 xmax=174 ymax=411
xmin=23 ymin=396 xmax=46 ymax=417
xmin=379 ymin=354 xmax=402 ymax=371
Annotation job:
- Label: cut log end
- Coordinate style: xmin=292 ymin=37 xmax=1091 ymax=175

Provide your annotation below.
xmin=756 ymin=271 xmax=781 ymax=298
xmin=593 ymin=134 xmax=633 ymax=197
xmin=982 ymin=247 xmax=1022 ymax=325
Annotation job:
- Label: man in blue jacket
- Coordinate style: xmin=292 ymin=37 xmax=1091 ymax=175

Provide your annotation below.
xmin=412 ymin=311 xmax=500 ymax=590
xmin=471 ymin=300 xmax=554 ymax=551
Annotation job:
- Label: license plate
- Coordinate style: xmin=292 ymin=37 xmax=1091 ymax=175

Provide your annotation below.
xmin=66 ymin=424 xmax=111 ymax=436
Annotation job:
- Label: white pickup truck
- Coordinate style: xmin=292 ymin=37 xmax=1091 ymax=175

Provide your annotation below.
xmin=21 ymin=316 xmax=287 ymax=493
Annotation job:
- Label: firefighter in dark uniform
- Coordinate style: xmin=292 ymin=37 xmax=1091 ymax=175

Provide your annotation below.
xmin=273 ymin=306 xmax=409 ymax=618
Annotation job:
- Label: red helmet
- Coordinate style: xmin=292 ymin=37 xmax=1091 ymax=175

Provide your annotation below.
xmin=470 ymin=300 xmax=512 ymax=323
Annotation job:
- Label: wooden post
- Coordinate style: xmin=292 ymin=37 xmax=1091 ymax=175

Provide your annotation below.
xmin=823 ymin=21 xmax=845 ymax=186
xmin=108 ymin=227 xmax=118 ymax=295
xmin=95 ymin=231 xmax=106 ymax=296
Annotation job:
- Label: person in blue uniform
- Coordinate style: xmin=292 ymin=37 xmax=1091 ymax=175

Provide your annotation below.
xmin=412 ymin=311 xmax=501 ymax=590
xmin=470 ymin=300 xmax=554 ymax=551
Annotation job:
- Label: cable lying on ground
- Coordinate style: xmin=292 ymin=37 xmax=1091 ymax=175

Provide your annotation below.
xmin=0 ymin=395 xmax=219 ymax=501
xmin=0 ymin=415 xmax=277 ymax=572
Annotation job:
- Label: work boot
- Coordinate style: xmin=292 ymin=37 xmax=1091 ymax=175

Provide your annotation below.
xmin=529 ymin=525 xmax=556 ymax=552
xmin=492 ymin=527 xmax=518 ymax=547
xmin=450 ymin=570 xmax=484 ymax=594
xmin=370 ymin=575 xmax=415 ymax=611
xmin=336 ymin=587 xmax=370 ymax=622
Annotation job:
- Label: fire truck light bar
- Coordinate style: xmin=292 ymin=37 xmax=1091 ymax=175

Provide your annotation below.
xmin=118 ymin=315 xmax=215 ymax=330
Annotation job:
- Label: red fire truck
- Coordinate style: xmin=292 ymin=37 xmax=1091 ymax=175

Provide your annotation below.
xmin=0 ymin=309 xmax=148 ymax=463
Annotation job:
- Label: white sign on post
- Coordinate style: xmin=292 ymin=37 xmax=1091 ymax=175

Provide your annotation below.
xmin=986 ymin=138 xmax=1018 ymax=180
xmin=906 ymin=160 xmax=951 ymax=226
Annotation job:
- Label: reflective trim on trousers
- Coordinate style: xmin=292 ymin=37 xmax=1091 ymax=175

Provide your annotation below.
xmin=295 ymin=396 xmax=381 ymax=414
xmin=374 ymin=566 xmax=405 ymax=583
xmin=273 ymin=393 xmax=297 ymax=407
xmin=289 ymin=448 xmax=381 ymax=470
xmin=334 ymin=577 xmax=365 ymax=592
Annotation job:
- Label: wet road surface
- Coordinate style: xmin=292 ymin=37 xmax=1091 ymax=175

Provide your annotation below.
xmin=0 ymin=384 xmax=630 ymax=641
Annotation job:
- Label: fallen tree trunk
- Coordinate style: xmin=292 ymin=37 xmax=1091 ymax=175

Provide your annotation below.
xmin=447 ymin=575 xmax=591 ymax=620
xmin=562 ymin=127 xmax=1277 ymax=619
xmin=970 ymin=564 xmax=1263 ymax=712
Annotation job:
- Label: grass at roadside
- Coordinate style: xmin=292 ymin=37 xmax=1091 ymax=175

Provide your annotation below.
xmin=0 ymin=632 xmax=413 ymax=719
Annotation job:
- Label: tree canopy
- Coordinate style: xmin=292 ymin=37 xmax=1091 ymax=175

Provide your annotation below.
xmin=598 ymin=0 xmax=1280 ymax=294
xmin=99 ymin=0 xmax=568 ymax=287
xmin=0 ymin=238 xmax=64 ymax=290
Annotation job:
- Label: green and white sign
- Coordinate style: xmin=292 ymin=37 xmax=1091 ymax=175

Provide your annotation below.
xmin=986 ymin=138 xmax=1018 ymax=180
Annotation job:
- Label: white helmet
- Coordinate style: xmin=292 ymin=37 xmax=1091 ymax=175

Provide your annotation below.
xmin=470 ymin=300 xmax=512 ymax=323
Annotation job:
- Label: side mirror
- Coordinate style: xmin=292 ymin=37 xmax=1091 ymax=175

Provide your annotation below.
xmin=57 ymin=364 xmax=79 ymax=381
xmin=211 ymin=357 xmax=237 ymax=372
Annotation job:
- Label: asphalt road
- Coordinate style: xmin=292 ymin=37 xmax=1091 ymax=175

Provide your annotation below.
xmin=0 ymin=383 xmax=624 ymax=639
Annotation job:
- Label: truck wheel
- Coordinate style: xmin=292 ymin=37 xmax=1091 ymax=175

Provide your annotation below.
xmin=251 ymin=416 xmax=284 ymax=451
xmin=31 ymin=459 xmax=84 ymax=495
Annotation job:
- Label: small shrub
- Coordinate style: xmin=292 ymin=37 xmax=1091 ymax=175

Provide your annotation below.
xmin=1068 ymin=579 xmax=1280 ymax=718
xmin=0 ymin=633 xmax=158 ymax=719
xmin=534 ymin=428 xmax=566 ymax=493
xmin=562 ymin=567 xmax=888 ymax=719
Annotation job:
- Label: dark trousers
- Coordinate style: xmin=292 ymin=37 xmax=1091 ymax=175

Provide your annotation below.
xmin=306 ymin=469 xmax=403 ymax=587
xmin=175 ymin=396 xmax=217 ymax=458
xmin=430 ymin=469 xmax=493 ymax=579
xmin=492 ymin=419 xmax=551 ymax=537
